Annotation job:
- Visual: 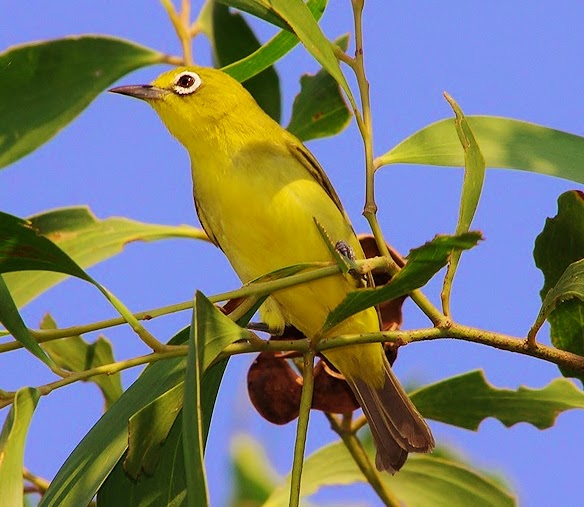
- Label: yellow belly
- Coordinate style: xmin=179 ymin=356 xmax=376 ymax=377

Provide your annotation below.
xmin=192 ymin=145 xmax=384 ymax=385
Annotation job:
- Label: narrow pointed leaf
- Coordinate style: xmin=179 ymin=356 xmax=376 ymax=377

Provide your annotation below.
xmin=0 ymin=209 xmax=159 ymax=344
xmin=0 ymin=275 xmax=56 ymax=369
xmin=377 ymin=116 xmax=584 ymax=185
xmin=0 ymin=210 xmax=94 ymax=282
xmin=441 ymin=94 xmax=486 ymax=312
xmin=97 ymin=297 xmax=254 ymax=506
xmin=183 ymin=292 xmax=251 ymax=507
xmin=267 ymin=0 xmax=355 ymax=106
xmin=0 ymin=388 xmax=41 ymax=507
xmin=217 ymin=0 xmax=290 ymax=30
xmin=184 ymin=301 xmax=210 ymax=507
xmin=0 ymin=36 xmax=163 ymax=168
xmin=4 ymin=206 xmax=207 ymax=308
xmin=411 ymin=369 xmax=584 ymax=430
xmin=124 ymin=383 xmax=184 ymax=479
xmin=40 ymin=329 xmax=190 ymax=507
xmin=209 ymin=3 xmax=281 ymax=121
xmin=97 ymin=361 xmax=228 ymax=507
xmin=219 ymin=0 xmax=327 ymax=84
xmin=287 ymin=35 xmax=351 ymax=141
xmin=98 ymin=413 xmax=188 ymax=507
xmin=533 ymin=190 xmax=584 ymax=381
xmin=324 ymin=232 xmax=482 ymax=331
xmin=40 ymin=314 xmax=122 ymax=409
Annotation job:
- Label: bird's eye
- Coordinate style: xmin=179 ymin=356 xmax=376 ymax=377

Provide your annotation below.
xmin=172 ymin=71 xmax=202 ymax=95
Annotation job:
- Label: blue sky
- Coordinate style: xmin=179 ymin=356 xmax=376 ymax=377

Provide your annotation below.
xmin=1 ymin=2 xmax=583 ymax=506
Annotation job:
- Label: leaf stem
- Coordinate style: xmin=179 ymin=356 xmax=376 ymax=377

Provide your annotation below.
xmin=326 ymin=413 xmax=400 ymax=507
xmin=3 ymin=259 xmax=364 ymax=354
xmin=289 ymin=348 xmax=316 ymax=507
xmin=317 ymin=324 xmax=584 ymax=372
xmin=160 ymin=0 xmax=194 ymax=64
xmin=0 ymin=347 xmax=187 ymax=409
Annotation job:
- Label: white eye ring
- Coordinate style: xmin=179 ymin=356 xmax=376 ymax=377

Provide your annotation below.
xmin=172 ymin=71 xmax=202 ymax=95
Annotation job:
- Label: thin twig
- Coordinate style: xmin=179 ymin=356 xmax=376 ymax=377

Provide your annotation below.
xmin=289 ymin=348 xmax=316 ymax=507
xmin=326 ymin=414 xmax=400 ymax=507
xmin=0 ymin=347 xmax=187 ymax=409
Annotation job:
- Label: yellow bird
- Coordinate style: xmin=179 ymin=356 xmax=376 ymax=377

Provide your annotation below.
xmin=111 ymin=66 xmax=434 ymax=472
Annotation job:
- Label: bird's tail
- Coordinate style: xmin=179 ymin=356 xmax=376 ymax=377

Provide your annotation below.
xmin=347 ymin=354 xmax=434 ymax=473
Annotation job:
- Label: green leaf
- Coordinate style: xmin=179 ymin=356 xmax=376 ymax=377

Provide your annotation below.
xmin=98 ymin=413 xmax=189 ymax=507
xmin=0 ymin=210 xmax=94 ymax=282
xmin=40 ymin=314 xmax=122 ymax=410
xmin=529 ymin=259 xmax=584 ymax=347
xmin=97 ymin=362 xmax=228 ymax=507
xmin=377 ymin=116 xmax=584 ymax=185
xmin=323 ymin=232 xmax=482 ymax=331
xmin=287 ymin=35 xmax=351 ymax=141
xmin=0 ymin=36 xmax=163 ymax=168
xmin=441 ymin=95 xmax=486 ymax=313
xmin=0 ymin=209 xmax=161 ymax=346
xmin=97 ymin=296 xmax=253 ymax=507
xmin=49 ymin=293 xmax=248 ymax=506
xmin=0 ymin=275 xmax=57 ymax=370
xmin=533 ymin=190 xmax=584 ymax=381
xmin=0 ymin=388 xmax=40 ymax=507
xmin=209 ymin=3 xmax=281 ymax=121
xmin=4 ymin=206 xmax=207 ymax=308
xmin=40 ymin=329 xmax=190 ymax=507
xmin=230 ymin=434 xmax=280 ymax=506
xmin=382 ymin=455 xmax=515 ymax=507
xmin=264 ymin=436 xmax=514 ymax=507
xmin=217 ymin=0 xmax=290 ymax=30
xmin=124 ymin=383 xmax=184 ymax=479
xmin=183 ymin=299 xmax=210 ymax=507
xmin=411 ymin=369 xmax=584 ymax=430
xmin=220 ymin=0 xmax=327 ymax=84
xmin=183 ymin=292 xmax=251 ymax=507
xmin=266 ymin=0 xmax=355 ymax=107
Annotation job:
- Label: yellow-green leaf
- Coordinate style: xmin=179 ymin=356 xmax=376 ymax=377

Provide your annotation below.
xmin=377 ymin=116 xmax=584 ymax=185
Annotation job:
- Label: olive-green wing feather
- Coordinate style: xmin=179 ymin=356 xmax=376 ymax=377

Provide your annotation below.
xmin=286 ymin=141 xmax=349 ymax=221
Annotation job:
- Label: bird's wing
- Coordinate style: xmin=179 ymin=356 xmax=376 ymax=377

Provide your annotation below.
xmin=286 ymin=141 xmax=349 ymax=221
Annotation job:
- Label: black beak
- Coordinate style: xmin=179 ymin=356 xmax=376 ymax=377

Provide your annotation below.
xmin=109 ymin=84 xmax=168 ymax=101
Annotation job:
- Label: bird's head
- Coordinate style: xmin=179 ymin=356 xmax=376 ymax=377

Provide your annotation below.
xmin=110 ymin=66 xmax=259 ymax=147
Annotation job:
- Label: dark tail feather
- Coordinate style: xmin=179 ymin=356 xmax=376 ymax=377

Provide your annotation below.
xmin=347 ymin=355 xmax=434 ymax=473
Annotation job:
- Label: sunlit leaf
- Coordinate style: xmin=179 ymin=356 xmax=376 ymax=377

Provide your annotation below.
xmin=40 ymin=314 xmax=122 ymax=410
xmin=266 ymin=0 xmax=355 ymax=106
xmin=0 ymin=388 xmax=40 ymax=507
xmin=440 ymin=95 xmax=486 ymax=314
xmin=377 ymin=116 xmax=584 ymax=185
xmin=220 ymin=0 xmax=327 ymax=84
xmin=216 ymin=0 xmax=290 ymax=30
xmin=0 ymin=36 xmax=163 ymax=168
xmin=123 ymin=383 xmax=183 ymax=479
xmin=97 ymin=361 xmax=228 ymax=507
xmin=264 ymin=435 xmax=514 ymax=507
xmin=41 ymin=329 xmax=190 ymax=507
xmin=3 ymin=206 xmax=207 ymax=308
xmin=183 ymin=292 xmax=251 ymax=507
